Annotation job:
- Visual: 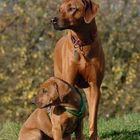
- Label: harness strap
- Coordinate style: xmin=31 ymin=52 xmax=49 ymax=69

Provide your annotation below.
xmin=65 ymin=88 xmax=84 ymax=118
xmin=46 ymin=88 xmax=84 ymax=119
xmin=46 ymin=106 xmax=51 ymax=120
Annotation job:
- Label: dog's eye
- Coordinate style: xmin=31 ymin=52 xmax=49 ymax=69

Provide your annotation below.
xmin=69 ymin=7 xmax=77 ymax=12
xmin=42 ymin=88 xmax=48 ymax=94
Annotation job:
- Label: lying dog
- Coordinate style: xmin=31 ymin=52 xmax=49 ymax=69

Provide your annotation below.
xmin=18 ymin=77 xmax=85 ymax=140
xmin=51 ymin=0 xmax=105 ymax=139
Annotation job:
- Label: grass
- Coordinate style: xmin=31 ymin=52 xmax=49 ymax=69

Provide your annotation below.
xmin=0 ymin=113 xmax=140 ymax=140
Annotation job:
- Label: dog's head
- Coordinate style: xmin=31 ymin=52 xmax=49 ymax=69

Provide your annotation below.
xmin=51 ymin=0 xmax=99 ymax=30
xmin=33 ymin=77 xmax=71 ymax=108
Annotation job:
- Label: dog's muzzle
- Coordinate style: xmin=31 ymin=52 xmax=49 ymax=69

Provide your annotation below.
xmin=51 ymin=17 xmax=58 ymax=26
xmin=51 ymin=17 xmax=64 ymax=30
xmin=51 ymin=17 xmax=58 ymax=23
xmin=31 ymin=98 xmax=36 ymax=105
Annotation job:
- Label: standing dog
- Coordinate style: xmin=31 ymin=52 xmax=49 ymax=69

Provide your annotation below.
xmin=51 ymin=0 xmax=105 ymax=139
xmin=18 ymin=77 xmax=85 ymax=140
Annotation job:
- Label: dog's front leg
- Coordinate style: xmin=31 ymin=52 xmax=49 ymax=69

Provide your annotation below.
xmin=63 ymin=135 xmax=71 ymax=140
xmin=75 ymin=119 xmax=84 ymax=140
xmin=51 ymin=114 xmax=63 ymax=140
xmin=84 ymin=83 xmax=101 ymax=140
xmin=52 ymin=125 xmax=63 ymax=140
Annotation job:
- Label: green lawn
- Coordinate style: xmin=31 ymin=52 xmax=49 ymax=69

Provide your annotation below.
xmin=0 ymin=113 xmax=140 ymax=140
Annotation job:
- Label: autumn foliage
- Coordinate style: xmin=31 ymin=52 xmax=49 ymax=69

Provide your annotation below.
xmin=0 ymin=0 xmax=139 ymax=121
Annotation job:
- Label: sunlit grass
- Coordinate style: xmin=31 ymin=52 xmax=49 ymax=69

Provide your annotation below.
xmin=0 ymin=113 xmax=140 ymax=140
xmin=84 ymin=113 xmax=140 ymax=140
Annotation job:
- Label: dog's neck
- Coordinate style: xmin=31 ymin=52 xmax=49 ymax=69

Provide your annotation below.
xmin=60 ymin=91 xmax=81 ymax=110
xmin=70 ymin=19 xmax=97 ymax=46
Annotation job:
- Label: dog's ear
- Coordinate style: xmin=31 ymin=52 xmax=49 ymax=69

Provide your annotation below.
xmin=52 ymin=78 xmax=71 ymax=102
xmin=41 ymin=79 xmax=59 ymax=101
xmin=83 ymin=1 xmax=100 ymax=23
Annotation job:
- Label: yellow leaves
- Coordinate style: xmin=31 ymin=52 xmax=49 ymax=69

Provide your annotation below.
xmin=20 ymin=47 xmax=27 ymax=57
xmin=0 ymin=46 xmax=5 ymax=55
xmin=112 ymin=100 xmax=117 ymax=105
xmin=2 ymin=95 xmax=12 ymax=104
xmin=15 ymin=78 xmax=33 ymax=91
xmin=47 ymin=31 xmax=55 ymax=38
xmin=21 ymin=70 xmax=27 ymax=75
xmin=32 ymin=53 xmax=38 ymax=59
xmin=13 ymin=4 xmax=24 ymax=15
xmin=126 ymin=69 xmax=136 ymax=85
xmin=112 ymin=65 xmax=121 ymax=73
xmin=125 ymin=95 xmax=134 ymax=105
xmin=15 ymin=80 xmax=24 ymax=90
xmin=0 ymin=72 xmax=9 ymax=81
xmin=0 ymin=35 xmax=8 ymax=41
xmin=0 ymin=0 xmax=139 ymax=121
xmin=112 ymin=64 xmax=125 ymax=81
xmin=5 ymin=110 xmax=13 ymax=119
xmin=126 ymin=52 xmax=140 ymax=85
xmin=36 ymin=7 xmax=44 ymax=17
xmin=25 ymin=16 xmax=31 ymax=25
xmin=132 ymin=52 xmax=140 ymax=61
xmin=32 ymin=51 xmax=41 ymax=59
xmin=45 ymin=65 xmax=49 ymax=71
xmin=132 ymin=0 xmax=137 ymax=4
xmin=27 ymin=90 xmax=37 ymax=100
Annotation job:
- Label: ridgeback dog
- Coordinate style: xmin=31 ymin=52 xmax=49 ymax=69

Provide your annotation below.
xmin=51 ymin=0 xmax=105 ymax=139
xmin=18 ymin=77 xmax=85 ymax=140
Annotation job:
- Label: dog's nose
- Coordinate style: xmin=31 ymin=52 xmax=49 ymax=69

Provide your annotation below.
xmin=31 ymin=98 xmax=36 ymax=105
xmin=51 ymin=17 xmax=58 ymax=24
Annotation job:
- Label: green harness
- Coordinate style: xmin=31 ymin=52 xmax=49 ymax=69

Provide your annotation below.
xmin=47 ymin=88 xmax=84 ymax=119
xmin=47 ymin=89 xmax=84 ymax=137
xmin=64 ymin=88 xmax=84 ymax=118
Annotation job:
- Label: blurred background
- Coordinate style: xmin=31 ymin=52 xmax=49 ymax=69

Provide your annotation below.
xmin=0 ymin=0 xmax=139 ymax=122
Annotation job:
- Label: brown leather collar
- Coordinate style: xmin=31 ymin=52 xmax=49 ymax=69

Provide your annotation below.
xmin=71 ymin=31 xmax=97 ymax=48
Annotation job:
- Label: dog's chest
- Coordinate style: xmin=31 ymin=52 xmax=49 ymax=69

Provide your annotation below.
xmin=62 ymin=115 xmax=78 ymax=137
xmin=72 ymin=45 xmax=94 ymax=62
